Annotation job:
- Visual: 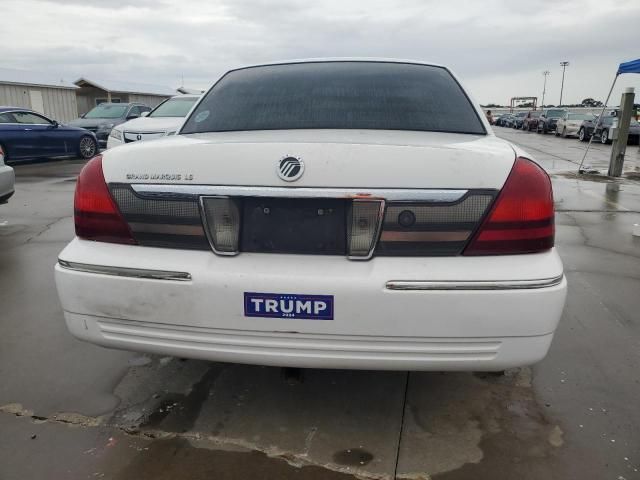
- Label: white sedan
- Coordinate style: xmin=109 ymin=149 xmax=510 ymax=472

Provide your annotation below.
xmin=106 ymin=94 xmax=200 ymax=149
xmin=55 ymin=60 xmax=566 ymax=371
xmin=0 ymin=144 xmax=15 ymax=204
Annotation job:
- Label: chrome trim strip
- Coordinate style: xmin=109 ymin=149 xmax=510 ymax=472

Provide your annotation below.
xmin=385 ymin=275 xmax=564 ymax=291
xmin=131 ymin=184 xmax=468 ymax=203
xmin=57 ymin=260 xmax=192 ymax=281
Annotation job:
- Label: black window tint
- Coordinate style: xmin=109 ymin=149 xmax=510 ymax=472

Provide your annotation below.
xmin=0 ymin=112 xmax=13 ymax=123
xmin=182 ymin=62 xmax=485 ymax=135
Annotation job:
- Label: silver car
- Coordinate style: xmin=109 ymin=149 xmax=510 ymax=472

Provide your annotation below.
xmin=555 ymin=112 xmax=595 ymax=138
xmin=0 ymin=144 xmax=15 ymax=204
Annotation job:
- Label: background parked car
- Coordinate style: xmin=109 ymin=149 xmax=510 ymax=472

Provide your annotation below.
xmin=522 ymin=110 xmax=542 ymax=131
xmin=556 ymin=112 xmax=595 ymax=138
xmin=512 ymin=111 xmax=528 ymax=129
xmin=579 ymin=115 xmax=640 ymax=144
xmin=494 ymin=113 xmax=512 ymax=127
xmin=67 ymin=103 xmax=151 ymax=148
xmin=595 ymin=115 xmax=640 ymax=144
xmin=0 ymin=107 xmax=98 ymax=163
xmin=536 ymin=108 xmax=567 ymax=134
xmin=0 ymin=143 xmax=14 ymax=203
xmin=578 ymin=117 xmax=597 ymax=142
xmin=107 ymin=95 xmax=200 ymax=149
xmin=501 ymin=114 xmax=517 ymax=127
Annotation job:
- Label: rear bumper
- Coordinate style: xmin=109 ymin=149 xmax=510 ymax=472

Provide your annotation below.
xmin=0 ymin=165 xmax=15 ymax=202
xmin=564 ymin=125 xmax=580 ymax=136
xmin=55 ymin=239 xmax=567 ymax=370
xmin=64 ymin=312 xmax=556 ymax=371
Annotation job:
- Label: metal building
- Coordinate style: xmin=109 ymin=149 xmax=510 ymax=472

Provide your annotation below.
xmin=74 ymin=78 xmax=175 ymax=115
xmin=0 ymin=68 xmax=78 ymax=122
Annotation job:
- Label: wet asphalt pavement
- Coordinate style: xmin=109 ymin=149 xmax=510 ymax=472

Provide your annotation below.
xmin=1 ymin=131 xmax=639 ymax=479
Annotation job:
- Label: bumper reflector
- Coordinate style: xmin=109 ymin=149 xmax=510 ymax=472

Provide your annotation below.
xmin=200 ymin=197 xmax=241 ymax=255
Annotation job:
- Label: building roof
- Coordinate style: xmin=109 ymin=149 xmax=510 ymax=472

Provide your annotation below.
xmin=74 ymin=77 xmax=176 ymax=96
xmin=0 ymin=67 xmax=77 ymax=89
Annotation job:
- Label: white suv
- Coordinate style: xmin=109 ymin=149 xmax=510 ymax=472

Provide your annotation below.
xmin=106 ymin=95 xmax=200 ymax=149
xmin=55 ymin=60 xmax=566 ymax=371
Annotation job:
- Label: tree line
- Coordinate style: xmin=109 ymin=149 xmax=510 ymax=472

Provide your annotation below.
xmin=482 ymin=98 xmax=606 ymax=108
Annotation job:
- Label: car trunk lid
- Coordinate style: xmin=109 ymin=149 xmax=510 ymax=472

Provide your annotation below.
xmin=101 ymin=130 xmax=516 ymax=257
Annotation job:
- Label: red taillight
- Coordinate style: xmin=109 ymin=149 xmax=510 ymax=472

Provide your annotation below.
xmin=74 ymin=155 xmax=136 ymax=244
xmin=464 ymin=157 xmax=554 ymax=255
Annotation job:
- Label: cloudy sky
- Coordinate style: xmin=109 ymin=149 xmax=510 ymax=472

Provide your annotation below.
xmin=3 ymin=0 xmax=639 ymax=106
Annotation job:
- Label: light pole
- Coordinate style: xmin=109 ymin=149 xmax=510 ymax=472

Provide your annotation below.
xmin=559 ymin=61 xmax=570 ymax=106
xmin=541 ymin=70 xmax=550 ymax=107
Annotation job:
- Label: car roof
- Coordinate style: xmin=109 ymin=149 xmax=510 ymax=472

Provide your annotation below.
xmin=226 ymin=58 xmax=446 ymax=74
xmin=92 ymin=102 xmax=139 ymax=107
xmin=0 ymin=106 xmax=37 ymax=113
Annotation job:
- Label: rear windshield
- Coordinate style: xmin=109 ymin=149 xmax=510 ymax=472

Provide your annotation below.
xmin=181 ymin=62 xmax=485 ymax=135
xmin=568 ymin=113 xmax=594 ymax=120
xmin=546 ymin=109 xmax=565 ymax=117
xmin=150 ymin=97 xmax=199 ymax=117
xmin=84 ymin=104 xmax=127 ymax=119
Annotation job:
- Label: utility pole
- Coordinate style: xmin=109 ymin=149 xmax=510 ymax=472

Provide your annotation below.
xmin=559 ymin=61 xmax=570 ymax=106
xmin=541 ymin=70 xmax=550 ymax=107
xmin=608 ymin=87 xmax=635 ymax=177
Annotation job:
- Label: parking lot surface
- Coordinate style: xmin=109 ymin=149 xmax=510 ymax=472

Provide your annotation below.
xmin=1 ymin=131 xmax=639 ymax=479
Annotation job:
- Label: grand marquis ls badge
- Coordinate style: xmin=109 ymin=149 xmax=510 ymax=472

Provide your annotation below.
xmin=277 ymin=156 xmax=304 ymax=182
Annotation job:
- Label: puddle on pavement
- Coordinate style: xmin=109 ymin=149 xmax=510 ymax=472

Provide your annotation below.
xmin=398 ymin=369 xmax=565 ymax=479
xmin=142 ymin=367 xmax=222 ymax=433
xmin=332 ymin=448 xmax=374 ymax=466
xmin=114 ymin=437 xmax=357 ymax=480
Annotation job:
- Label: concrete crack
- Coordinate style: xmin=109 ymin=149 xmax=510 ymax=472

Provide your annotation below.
xmin=0 ymin=403 xmax=389 ymax=480
xmin=24 ymin=216 xmax=68 ymax=243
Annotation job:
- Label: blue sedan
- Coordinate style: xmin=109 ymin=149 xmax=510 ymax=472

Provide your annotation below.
xmin=0 ymin=107 xmax=98 ymax=163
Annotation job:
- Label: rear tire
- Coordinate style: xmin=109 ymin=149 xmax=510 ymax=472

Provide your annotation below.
xmin=601 ymin=129 xmax=609 ymax=144
xmin=78 ymin=135 xmax=97 ymax=159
